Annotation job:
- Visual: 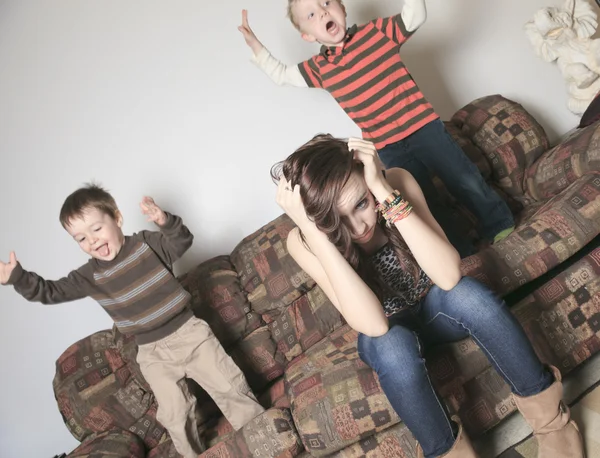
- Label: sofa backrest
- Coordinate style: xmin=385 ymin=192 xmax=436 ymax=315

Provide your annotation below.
xmin=229 ymin=214 xmax=346 ymax=362
xmin=526 ymin=122 xmax=600 ymax=200
xmin=450 ymin=94 xmax=550 ymax=200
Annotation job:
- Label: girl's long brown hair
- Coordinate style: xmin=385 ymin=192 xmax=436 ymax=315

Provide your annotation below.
xmin=271 ymin=134 xmax=420 ymax=303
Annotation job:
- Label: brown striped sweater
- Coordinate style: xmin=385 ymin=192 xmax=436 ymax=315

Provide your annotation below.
xmin=298 ymin=15 xmax=439 ymax=149
xmin=8 ymin=212 xmax=194 ymax=344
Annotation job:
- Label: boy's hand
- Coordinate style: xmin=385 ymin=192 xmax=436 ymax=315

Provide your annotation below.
xmin=238 ymin=10 xmax=264 ymax=56
xmin=0 ymin=251 xmax=18 ymax=285
xmin=140 ymin=197 xmax=168 ymax=226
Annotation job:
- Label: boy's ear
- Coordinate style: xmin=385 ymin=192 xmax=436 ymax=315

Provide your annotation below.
xmin=301 ymin=32 xmax=317 ymax=43
xmin=115 ymin=211 xmax=124 ymax=228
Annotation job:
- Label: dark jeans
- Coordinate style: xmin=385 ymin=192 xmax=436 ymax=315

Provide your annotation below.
xmin=357 ymin=277 xmax=553 ymax=458
xmin=379 ymin=119 xmax=514 ymax=256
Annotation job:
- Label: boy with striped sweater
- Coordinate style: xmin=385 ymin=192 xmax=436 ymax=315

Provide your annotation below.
xmin=0 ymin=184 xmax=264 ymax=458
xmin=238 ymin=0 xmax=515 ymax=254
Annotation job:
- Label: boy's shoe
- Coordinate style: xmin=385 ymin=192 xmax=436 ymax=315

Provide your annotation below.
xmin=493 ymin=226 xmax=515 ymax=244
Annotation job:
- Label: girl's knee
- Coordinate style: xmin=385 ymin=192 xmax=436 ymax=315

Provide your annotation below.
xmin=442 ymin=276 xmax=504 ymax=317
xmin=358 ymin=325 xmax=422 ymax=371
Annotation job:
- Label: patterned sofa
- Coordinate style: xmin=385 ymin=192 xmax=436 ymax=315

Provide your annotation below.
xmin=52 ymin=95 xmax=600 ymax=457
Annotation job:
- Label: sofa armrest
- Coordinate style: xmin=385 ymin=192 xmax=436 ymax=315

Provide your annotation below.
xmin=68 ymin=429 xmax=145 ymax=458
xmin=450 ymin=95 xmax=549 ymax=200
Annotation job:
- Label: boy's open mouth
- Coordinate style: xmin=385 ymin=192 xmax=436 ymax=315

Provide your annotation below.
xmin=326 ymin=21 xmax=337 ymax=33
xmin=96 ymin=243 xmax=109 ymax=257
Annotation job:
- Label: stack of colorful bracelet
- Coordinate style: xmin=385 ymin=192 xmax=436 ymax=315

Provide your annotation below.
xmin=376 ymin=190 xmax=414 ymax=226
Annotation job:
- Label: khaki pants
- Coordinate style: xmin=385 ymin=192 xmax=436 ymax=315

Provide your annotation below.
xmin=137 ymin=316 xmax=265 ymax=458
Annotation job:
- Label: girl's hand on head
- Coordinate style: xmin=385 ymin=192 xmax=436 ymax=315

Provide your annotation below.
xmin=275 ymin=176 xmax=317 ymax=233
xmin=140 ymin=197 xmax=168 ymax=226
xmin=347 ymin=138 xmax=392 ymax=201
xmin=0 ymin=251 xmax=18 ymax=285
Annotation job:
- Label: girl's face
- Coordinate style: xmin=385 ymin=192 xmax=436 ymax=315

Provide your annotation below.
xmin=336 ymin=172 xmax=379 ymax=246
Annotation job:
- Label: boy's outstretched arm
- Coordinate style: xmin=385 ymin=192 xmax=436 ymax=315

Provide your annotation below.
xmin=401 ymin=0 xmax=427 ymax=32
xmin=1 ymin=251 xmax=90 ymax=304
xmin=238 ymin=9 xmax=308 ymax=87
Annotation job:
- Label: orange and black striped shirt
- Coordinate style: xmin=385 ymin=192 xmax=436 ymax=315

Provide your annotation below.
xmin=298 ymin=15 xmax=439 ymax=150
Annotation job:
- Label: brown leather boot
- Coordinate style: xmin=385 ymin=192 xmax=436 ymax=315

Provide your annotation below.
xmin=513 ymin=366 xmax=585 ymax=458
xmin=416 ymin=417 xmax=478 ymax=458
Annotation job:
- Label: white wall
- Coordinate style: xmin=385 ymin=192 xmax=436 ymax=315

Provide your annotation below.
xmin=0 ymin=0 xmax=585 ymax=456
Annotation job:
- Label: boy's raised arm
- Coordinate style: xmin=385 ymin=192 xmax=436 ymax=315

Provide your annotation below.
xmin=401 ymin=0 xmax=427 ymax=32
xmin=238 ymin=10 xmax=308 ymax=87
xmin=139 ymin=197 xmax=194 ymax=267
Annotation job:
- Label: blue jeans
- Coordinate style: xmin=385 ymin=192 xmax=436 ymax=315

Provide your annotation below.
xmin=357 ymin=277 xmax=552 ymax=458
xmin=379 ymin=119 xmax=514 ymax=256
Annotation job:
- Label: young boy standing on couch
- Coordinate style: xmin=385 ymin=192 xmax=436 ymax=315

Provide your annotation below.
xmin=0 ymin=184 xmax=264 ymax=458
xmin=238 ymin=0 xmax=515 ymax=255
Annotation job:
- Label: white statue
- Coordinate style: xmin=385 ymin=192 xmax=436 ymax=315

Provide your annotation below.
xmin=525 ymin=0 xmax=600 ymax=114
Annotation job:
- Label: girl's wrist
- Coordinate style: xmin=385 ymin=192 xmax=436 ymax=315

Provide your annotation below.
xmin=301 ymin=222 xmax=324 ymax=238
xmin=371 ymin=182 xmax=394 ymax=203
xmin=301 ymin=222 xmax=329 ymax=244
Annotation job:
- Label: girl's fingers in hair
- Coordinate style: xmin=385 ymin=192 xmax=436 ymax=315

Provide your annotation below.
xmin=292 ymin=184 xmax=302 ymax=201
xmin=277 ymin=176 xmax=288 ymax=191
xmin=347 ymin=136 xmax=368 ymax=145
xmin=276 ymin=178 xmax=292 ymax=206
xmin=348 ymin=137 xmax=374 ymax=148
xmin=349 ymin=143 xmax=376 ymax=158
xmin=352 ymin=148 xmax=375 ymax=165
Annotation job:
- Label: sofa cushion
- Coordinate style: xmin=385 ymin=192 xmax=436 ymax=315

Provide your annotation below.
xmin=230 ymin=326 xmax=286 ymax=393
xmin=461 ymin=174 xmax=600 ymax=295
xmin=450 ymin=95 xmax=549 ymax=201
xmin=511 ymin=246 xmax=600 ymax=372
xmin=68 ymin=429 xmax=145 ymax=458
xmin=268 ymin=285 xmax=345 ymax=361
xmin=199 ymin=408 xmax=303 ymax=458
xmin=231 ymin=214 xmax=315 ymax=320
xmin=526 ymin=123 xmax=600 ymax=201
xmin=285 ymin=325 xmax=400 ymax=456
xmin=180 ymin=255 xmax=262 ymax=351
xmin=146 ymin=439 xmax=180 ymax=458
xmin=258 ymin=378 xmax=291 ymax=410
xmin=326 ymin=422 xmax=417 ymax=458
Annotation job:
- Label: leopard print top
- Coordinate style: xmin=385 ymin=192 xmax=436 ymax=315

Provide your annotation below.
xmin=371 ymin=243 xmax=432 ymax=317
